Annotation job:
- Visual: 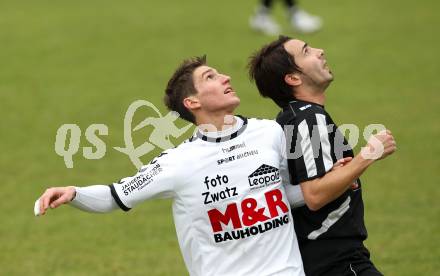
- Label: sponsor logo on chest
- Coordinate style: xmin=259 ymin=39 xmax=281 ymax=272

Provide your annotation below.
xmin=248 ymin=164 xmax=280 ymax=190
xmin=202 ymin=174 xmax=238 ymax=205
xmin=207 ymin=188 xmax=290 ymax=243
xmin=221 ymin=142 xmax=246 ymax=153
xmin=217 ymin=150 xmax=259 ymax=165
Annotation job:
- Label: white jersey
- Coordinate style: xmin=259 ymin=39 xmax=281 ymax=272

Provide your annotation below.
xmin=110 ymin=117 xmax=304 ymax=276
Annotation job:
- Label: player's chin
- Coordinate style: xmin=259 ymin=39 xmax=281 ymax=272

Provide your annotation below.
xmin=227 ymin=92 xmax=240 ymax=101
xmin=229 ymin=97 xmax=241 ymax=108
xmin=325 ymin=71 xmax=334 ymax=81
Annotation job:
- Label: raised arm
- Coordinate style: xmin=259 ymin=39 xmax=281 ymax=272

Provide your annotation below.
xmin=301 ymin=130 xmax=396 ymax=211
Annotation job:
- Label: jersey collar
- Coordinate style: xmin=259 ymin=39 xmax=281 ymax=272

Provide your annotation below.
xmin=192 ymin=115 xmax=248 ymax=143
xmin=289 ymin=99 xmax=324 ymax=108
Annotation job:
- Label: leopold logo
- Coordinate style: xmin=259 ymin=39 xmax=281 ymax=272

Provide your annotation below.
xmin=248 ymin=164 xmax=280 ymax=188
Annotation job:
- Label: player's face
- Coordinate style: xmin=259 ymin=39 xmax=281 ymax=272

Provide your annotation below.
xmin=284 ymin=39 xmax=333 ymax=88
xmin=192 ymin=65 xmax=240 ymax=113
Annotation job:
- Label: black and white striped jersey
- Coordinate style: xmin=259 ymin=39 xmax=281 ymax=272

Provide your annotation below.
xmin=276 ymin=100 xmax=367 ymax=244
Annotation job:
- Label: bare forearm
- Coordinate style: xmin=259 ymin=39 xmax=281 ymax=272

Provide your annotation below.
xmin=299 ymin=129 xmax=396 ymax=211
xmin=302 ymin=155 xmax=373 ymax=210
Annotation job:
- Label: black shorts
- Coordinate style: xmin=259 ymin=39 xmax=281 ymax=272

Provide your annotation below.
xmin=299 ymin=239 xmax=383 ymax=276
xmin=323 ymin=246 xmax=383 ymax=276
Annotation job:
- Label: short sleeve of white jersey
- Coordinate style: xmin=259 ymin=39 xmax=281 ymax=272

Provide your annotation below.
xmin=274 ymin=122 xmax=305 ymax=208
xmin=109 ymin=150 xmax=178 ymax=211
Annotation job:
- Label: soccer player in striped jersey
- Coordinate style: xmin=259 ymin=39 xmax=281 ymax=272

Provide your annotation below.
xmin=248 ymin=36 xmax=397 ymax=275
xmin=34 ymin=56 xmax=307 ymax=275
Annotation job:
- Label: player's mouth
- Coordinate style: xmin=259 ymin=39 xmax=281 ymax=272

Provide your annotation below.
xmin=224 ymin=87 xmax=235 ymax=94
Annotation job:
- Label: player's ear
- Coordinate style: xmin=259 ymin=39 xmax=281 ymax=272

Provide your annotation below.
xmin=183 ymin=96 xmax=201 ymax=111
xmin=284 ymin=73 xmax=302 ymax=87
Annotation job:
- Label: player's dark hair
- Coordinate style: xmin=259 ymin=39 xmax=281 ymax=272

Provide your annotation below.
xmin=164 ymin=55 xmax=207 ymax=123
xmin=248 ymin=35 xmax=301 ymax=108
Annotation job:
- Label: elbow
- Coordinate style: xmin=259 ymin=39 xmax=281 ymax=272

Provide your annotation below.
xmin=300 ymin=179 xmax=328 ymax=211
xmin=303 ymin=193 xmax=326 ymax=211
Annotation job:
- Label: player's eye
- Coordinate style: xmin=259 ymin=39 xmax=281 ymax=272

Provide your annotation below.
xmin=207 ymin=74 xmax=215 ymax=80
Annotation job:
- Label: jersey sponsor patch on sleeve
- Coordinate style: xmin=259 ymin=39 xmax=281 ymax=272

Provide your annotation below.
xmin=121 ymin=163 xmax=164 ymax=196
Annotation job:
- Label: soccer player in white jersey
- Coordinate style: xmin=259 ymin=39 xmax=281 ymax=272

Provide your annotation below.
xmin=34 ymin=56 xmax=307 ymax=276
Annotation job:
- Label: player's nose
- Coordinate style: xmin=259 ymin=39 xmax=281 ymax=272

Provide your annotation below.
xmin=221 ymin=74 xmax=231 ymax=84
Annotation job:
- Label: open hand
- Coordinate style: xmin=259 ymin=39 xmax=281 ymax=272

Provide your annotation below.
xmin=34 ymin=186 xmax=76 ymax=216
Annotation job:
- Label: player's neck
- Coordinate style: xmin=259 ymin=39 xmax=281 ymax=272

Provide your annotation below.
xmin=295 ymin=94 xmax=325 ymax=106
xmin=196 ymin=113 xmax=237 ymax=133
xmin=293 ymin=88 xmax=326 ymax=106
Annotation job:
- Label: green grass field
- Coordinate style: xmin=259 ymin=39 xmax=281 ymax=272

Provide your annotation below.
xmin=1 ymin=0 xmax=439 ymax=275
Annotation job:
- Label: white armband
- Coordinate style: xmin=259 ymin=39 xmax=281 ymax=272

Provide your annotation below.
xmin=285 ymin=184 xmax=305 ymax=208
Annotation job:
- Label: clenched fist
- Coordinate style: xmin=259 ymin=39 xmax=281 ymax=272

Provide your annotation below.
xmin=361 ymin=130 xmax=397 ymax=160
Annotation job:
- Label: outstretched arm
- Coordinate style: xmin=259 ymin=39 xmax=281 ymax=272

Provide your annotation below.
xmin=35 ymin=148 xmax=178 ymax=216
xmin=34 ymin=185 xmax=118 ymax=216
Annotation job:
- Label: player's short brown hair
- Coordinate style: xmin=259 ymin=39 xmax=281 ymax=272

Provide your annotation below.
xmin=164 ymin=56 xmax=207 ymax=123
xmin=248 ymin=36 xmax=301 ymax=108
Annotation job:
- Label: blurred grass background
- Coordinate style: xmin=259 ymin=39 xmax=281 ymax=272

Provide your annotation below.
xmin=0 ymin=0 xmax=439 ymax=275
